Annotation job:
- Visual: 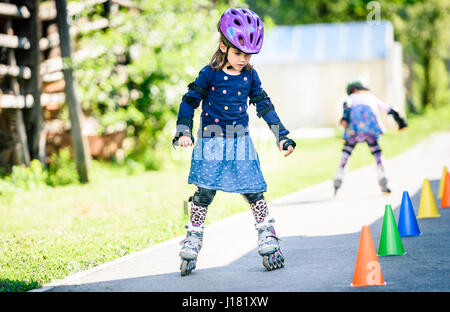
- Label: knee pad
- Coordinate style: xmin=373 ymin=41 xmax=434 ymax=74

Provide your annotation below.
xmin=370 ymin=148 xmax=382 ymax=155
xmin=242 ymin=192 xmax=265 ymax=204
xmin=342 ymin=148 xmax=352 ymax=156
xmin=190 ymin=187 xmax=216 ymax=206
xmin=342 ymin=145 xmax=354 ymax=155
xmin=342 ymin=141 xmax=355 ymax=155
xmin=368 ymin=142 xmax=382 ymax=155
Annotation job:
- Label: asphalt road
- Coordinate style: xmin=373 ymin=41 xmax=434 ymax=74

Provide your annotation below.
xmin=33 ymin=132 xmax=450 ymax=292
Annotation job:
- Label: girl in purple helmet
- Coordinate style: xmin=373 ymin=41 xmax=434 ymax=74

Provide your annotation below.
xmin=173 ymin=8 xmax=296 ymax=276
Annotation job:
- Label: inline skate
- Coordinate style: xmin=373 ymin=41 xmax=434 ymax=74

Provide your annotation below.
xmin=255 ymin=218 xmax=285 ymax=271
xmin=377 ymin=164 xmax=391 ymax=195
xmin=179 ymin=222 xmax=204 ymax=276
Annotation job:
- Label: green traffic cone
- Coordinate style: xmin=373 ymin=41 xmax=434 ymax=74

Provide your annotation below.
xmin=378 ymin=205 xmax=406 ymax=256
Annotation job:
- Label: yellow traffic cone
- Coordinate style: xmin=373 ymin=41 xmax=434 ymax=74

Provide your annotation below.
xmin=438 ymin=166 xmax=448 ymax=199
xmin=417 ymin=178 xmax=440 ymax=219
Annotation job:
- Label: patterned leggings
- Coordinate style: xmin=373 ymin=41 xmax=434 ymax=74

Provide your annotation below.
xmin=339 ymin=133 xmax=383 ymax=169
xmin=189 ymin=188 xmax=269 ymax=226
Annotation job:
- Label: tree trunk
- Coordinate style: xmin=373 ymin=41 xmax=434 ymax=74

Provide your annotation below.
xmin=421 ymin=39 xmax=433 ymax=110
xmin=55 ymin=0 xmax=90 ymax=183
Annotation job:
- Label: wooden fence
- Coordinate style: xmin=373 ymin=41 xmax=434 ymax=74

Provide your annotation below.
xmin=0 ymin=0 xmax=137 ymax=181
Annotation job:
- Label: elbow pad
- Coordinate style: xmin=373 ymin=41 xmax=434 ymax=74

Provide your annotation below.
xmin=182 ymin=82 xmax=209 ymax=109
xmin=250 ymin=90 xmax=276 ymax=118
xmin=341 ymin=102 xmax=351 ymax=123
xmin=249 ymin=90 xmax=270 ymax=105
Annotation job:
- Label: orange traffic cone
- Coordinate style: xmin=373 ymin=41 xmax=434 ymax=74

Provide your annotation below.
xmin=441 ymin=172 xmax=450 ymax=208
xmin=438 ymin=166 xmax=448 ymax=199
xmin=351 ymin=226 xmax=386 ymax=287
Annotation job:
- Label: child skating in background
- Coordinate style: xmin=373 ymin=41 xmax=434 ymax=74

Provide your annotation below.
xmin=172 ymin=8 xmax=296 ymax=276
xmin=334 ymin=80 xmax=408 ymax=195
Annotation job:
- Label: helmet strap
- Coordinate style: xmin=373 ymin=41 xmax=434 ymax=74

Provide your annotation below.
xmin=221 ymin=45 xmax=230 ymax=68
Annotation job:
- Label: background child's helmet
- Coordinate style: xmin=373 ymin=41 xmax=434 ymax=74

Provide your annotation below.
xmin=218 ymin=8 xmax=264 ymax=54
xmin=346 ymin=80 xmax=369 ymax=95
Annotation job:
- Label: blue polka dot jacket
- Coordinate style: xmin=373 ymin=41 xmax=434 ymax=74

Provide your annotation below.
xmin=175 ymin=65 xmax=290 ymax=142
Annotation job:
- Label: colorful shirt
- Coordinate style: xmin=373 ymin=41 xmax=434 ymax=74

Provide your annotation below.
xmin=347 ymin=92 xmax=391 ymax=132
xmin=343 ymin=92 xmax=392 ymax=141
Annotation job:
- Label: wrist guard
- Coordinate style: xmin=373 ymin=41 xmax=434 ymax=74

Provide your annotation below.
xmin=388 ymin=109 xmax=408 ymax=129
xmin=279 ymin=136 xmax=296 ymax=150
xmin=172 ymin=118 xmax=195 ymax=148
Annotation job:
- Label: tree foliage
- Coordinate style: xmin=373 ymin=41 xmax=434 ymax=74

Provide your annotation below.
xmin=391 ymin=0 xmax=450 ymax=110
xmin=246 ymin=0 xmax=450 ymax=112
xmin=66 ymin=0 xmax=448 ymax=170
xmin=71 ymin=0 xmax=242 ymax=168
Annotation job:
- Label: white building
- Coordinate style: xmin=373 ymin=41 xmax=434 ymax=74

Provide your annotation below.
xmin=251 ymin=20 xmax=405 ymax=132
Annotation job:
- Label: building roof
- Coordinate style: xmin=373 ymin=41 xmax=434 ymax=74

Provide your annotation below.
xmin=253 ymin=21 xmax=394 ymax=65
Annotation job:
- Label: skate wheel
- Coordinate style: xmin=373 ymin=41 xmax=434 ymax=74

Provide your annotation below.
xmin=263 ymin=252 xmax=285 ymax=271
xmin=276 ymin=258 xmax=285 ymax=269
xmin=263 ymin=256 xmax=273 ymax=271
xmin=180 ymin=259 xmax=196 ymax=276
xmin=278 ymin=253 xmax=285 ymax=268
xmin=180 ymin=259 xmax=189 ymax=276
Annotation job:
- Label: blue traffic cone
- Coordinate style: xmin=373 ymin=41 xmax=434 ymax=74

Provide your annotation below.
xmin=398 ymin=191 xmax=421 ymax=237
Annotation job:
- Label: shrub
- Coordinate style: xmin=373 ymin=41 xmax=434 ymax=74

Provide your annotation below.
xmin=46 ymin=148 xmax=80 ymax=187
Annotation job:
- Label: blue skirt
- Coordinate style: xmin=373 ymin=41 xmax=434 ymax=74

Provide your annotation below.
xmin=343 ymin=104 xmax=383 ymax=141
xmin=188 ymin=133 xmax=267 ymax=193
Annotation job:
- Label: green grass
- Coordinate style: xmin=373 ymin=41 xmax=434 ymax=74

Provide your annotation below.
xmin=1 ymin=104 xmax=450 ymax=291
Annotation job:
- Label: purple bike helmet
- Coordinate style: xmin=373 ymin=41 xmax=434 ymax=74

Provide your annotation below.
xmin=218 ymin=8 xmax=264 ymax=54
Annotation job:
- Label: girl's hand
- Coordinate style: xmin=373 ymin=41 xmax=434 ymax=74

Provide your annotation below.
xmin=178 ymin=135 xmax=194 ymax=147
xmin=279 ymin=140 xmax=295 ymax=157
